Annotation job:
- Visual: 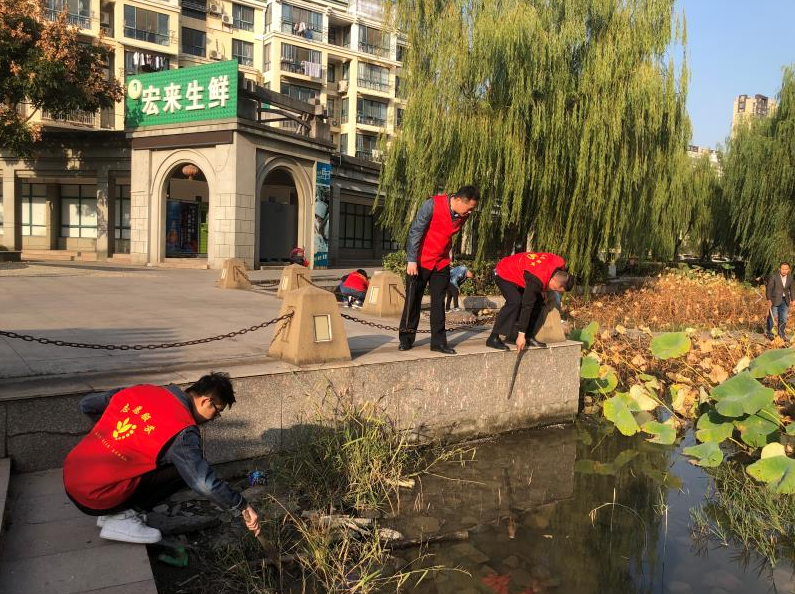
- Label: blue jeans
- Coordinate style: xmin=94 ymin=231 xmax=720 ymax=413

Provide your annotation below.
xmin=767 ymin=301 xmax=789 ymax=339
xmin=339 ymin=285 xmax=366 ymax=302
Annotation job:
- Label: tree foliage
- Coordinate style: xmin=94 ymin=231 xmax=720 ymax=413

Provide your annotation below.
xmin=723 ymin=65 xmax=795 ymax=279
xmin=0 ymin=0 xmax=123 ymax=159
xmin=379 ymin=0 xmax=690 ymax=279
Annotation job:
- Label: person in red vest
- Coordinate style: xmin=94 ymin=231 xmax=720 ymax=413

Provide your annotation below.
xmin=338 ymin=268 xmax=370 ymax=308
xmin=63 ymin=372 xmax=261 ymax=544
xmin=487 ymin=252 xmax=575 ymax=351
xmin=399 ymin=185 xmax=480 ymax=354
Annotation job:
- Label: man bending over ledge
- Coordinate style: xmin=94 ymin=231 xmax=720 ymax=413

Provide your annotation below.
xmin=63 ymin=372 xmax=260 ymax=544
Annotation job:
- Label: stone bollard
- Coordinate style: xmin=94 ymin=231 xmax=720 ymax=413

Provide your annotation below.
xmin=216 ymin=258 xmax=252 ymax=290
xmin=532 ymin=294 xmax=567 ymax=343
xmin=269 ymin=285 xmax=352 ymax=365
xmin=362 ymin=271 xmax=405 ymax=318
xmin=276 ymin=264 xmax=311 ymax=299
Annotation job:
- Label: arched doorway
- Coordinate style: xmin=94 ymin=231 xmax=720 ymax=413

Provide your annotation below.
xmin=259 ymin=168 xmax=298 ymax=263
xmin=163 ymin=163 xmax=209 ymax=259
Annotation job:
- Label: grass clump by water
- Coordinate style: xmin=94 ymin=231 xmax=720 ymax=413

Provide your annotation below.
xmin=690 ymin=461 xmax=795 ymax=567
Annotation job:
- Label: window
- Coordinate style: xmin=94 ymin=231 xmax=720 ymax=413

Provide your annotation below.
xmin=232 ymin=3 xmax=254 ymax=31
xmin=327 ymin=97 xmax=340 ymax=123
xmin=233 ymin=39 xmax=254 ymax=66
xmin=181 ymin=0 xmax=207 ymax=21
xmin=381 ymin=227 xmax=400 ymax=251
xmin=342 ymin=62 xmax=350 ymax=81
xmin=395 ymin=75 xmax=406 ymax=98
xmin=358 ymin=25 xmax=389 ymax=57
xmin=281 ymin=4 xmax=323 ymax=42
xmin=340 ymin=133 xmax=348 ymax=155
xmin=329 ymin=26 xmax=350 ymax=48
xmin=327 ymin=64 xmax=335 ymax=83
xmin=263 ymin=43 xmax=271 ymax=71
xmin=46 ymin=0 xmax=90 ymax=28
xmin=356 ymin=98 xmax=387 ymax=127
xmin=396 ymin=107 xmax=404 ymax=128
xmin=61 ymin=184 xmax=98 ymax=238
xmin=281 ymin=82 xmax=318 ymax=103
xmin=124 ymin=5 xmax=170 ymax=46
xmin=182 ymin=27 xmax=206 ymax=57
xmin=114 ymin=184 xmax=131 ymax=240
xmin=356 ymin=133 xmax=378 ymax=160
xmin=340 ymin=202 xmax=373 ymax=249
xmin=358 ymin=62 xmax=390 ymax=92
xmin=341 ymin=98 xmax=349 ymax=123
xmin=396 ymin=44 xmax=406 ymax=62
xmin=21 ymin=184 xmax=47 ymax=237
xmin=280 ymin=43 xmax=321 ymax=76
xmin=124 ymin=50 xmax=169 ymax=75
xmin=264 ymin=4 xmax=272 ymax=31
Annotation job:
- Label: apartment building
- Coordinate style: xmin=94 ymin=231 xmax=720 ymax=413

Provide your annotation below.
xmin=0 ymin=0 xmax=406 ymax=268
xmin=731 ymin=93 xmax=777 ymax=136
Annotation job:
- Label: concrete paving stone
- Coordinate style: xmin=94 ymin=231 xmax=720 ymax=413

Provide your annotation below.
xmin=77 ymin=580 xmax=158 ymax=594
xmin=8 ymin=468 xmax=65 ymax=498
xmin=1 ymin=514 xmax=107 ymax=561
xmin=14 ymin=489 xmax=85 ymax=525
xmin=0 ymin=541 xmax=152 ymax=594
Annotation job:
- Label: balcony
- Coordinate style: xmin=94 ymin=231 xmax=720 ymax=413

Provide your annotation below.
xmin=357 ymin=77 xmax=391 ymax=93
xmin=41 ymin=108 xmax=105 ymax=128
xmin=124 ymin=27 xmax=173 ymax=46
xmin=45 ymin=8 xmax=91 ymax=28
xmin=281 ymin=19 xmax=325 ymax=43
xmin=356 ymin=113 xmax=386 ymax=127
xmin=358 ymin=42 xmax=389 ymax=58
xmin=280 ymin=59 xmax=323 ymax=79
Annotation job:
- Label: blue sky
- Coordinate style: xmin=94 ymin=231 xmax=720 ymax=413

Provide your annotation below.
xmin=674 ymin=0 xmax=795 ymax=149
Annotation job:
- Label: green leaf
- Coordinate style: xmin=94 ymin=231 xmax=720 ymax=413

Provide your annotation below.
xmin=641 ymin=418 xmax=677 ymax=445
xmin=574 ymin=450 xmax=639 ymax=476
xmin=603 ymin=394 xmax=640 ymax=436
xmin=785 ymin=424 xmax=795 ymax=436
xmin=650 ymin=332 xmax=691 ymax=360
xmin=749 ymin=348 xmax=795 ymax=378
xmin=580 ymin=356 xmax=600 ymax=379
xmin=734 ymin=405 xmax=780 ymax=448
xmin=683 ymin=442 xmax=724 ymax=467
xmin=747 ymin=454 xmax=795 ymax=494
xmin=762 ymin=442 xmax=786 ymax=458
xmin=569 ymin=321 xmax=599 ymax=349
xmin=695 ymin=410 xmax=735 ymax=444
xmin=584 ymin=366 xmax=618 ymax=394
xmin=710 ymin=372 xmax=774 ymax=418
xmin=628 ymin=385 xmax=659 ymax=411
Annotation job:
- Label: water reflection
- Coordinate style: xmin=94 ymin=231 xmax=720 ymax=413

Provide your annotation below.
xmin=390 ymin=420 xmax=795 ymax=594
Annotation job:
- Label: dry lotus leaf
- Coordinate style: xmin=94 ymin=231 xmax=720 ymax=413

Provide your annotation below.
xmin=601 ymin=330 xmax=612 ymax=340
xmin=687 ymin=352 xmax=700 ymax=364
xmin=631 ymin=354 xmax=647 ymax=367
xmin=733 ymin=356 xmax=751 ymax=374
xmin=698 ymin=340 xmax=714 ymax=353
xmin=708 ymin=365 xmax=729 ymax=384
xmin=616 ymin=324 xmax=627 ymax=334
xmin=675 ymin=373 xmax=693 ymax=384
xmin=699 ymin=357 xmax=714 ymax=371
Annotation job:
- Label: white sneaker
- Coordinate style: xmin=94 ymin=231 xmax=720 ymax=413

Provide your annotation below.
xmin=99 ymin=509 xmax=162 ymax=544
xmin=96 ymin=515 xmax=106 ymax=528
xmin=352 ymin=300 xmax=363 ymax=309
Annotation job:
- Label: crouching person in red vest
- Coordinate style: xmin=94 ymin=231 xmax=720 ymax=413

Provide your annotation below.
xmin=487 ymin=252 xmax=575 ymax=351
xmin=338 ymin=269 xmax=370 ymax=308
xmin=399 ymin=186 xmax=479 ymax=354
xmin=63 ymin=372 xmax=260 ymax=544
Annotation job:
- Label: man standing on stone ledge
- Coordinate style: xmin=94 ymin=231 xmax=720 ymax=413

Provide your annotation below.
xmin=487 ymin=252 xmax=575 ymax=351
xmin=63 ymin=372 xmax=261 ymax=544
xmin=399 ymin=185 xmax=479 ymax=354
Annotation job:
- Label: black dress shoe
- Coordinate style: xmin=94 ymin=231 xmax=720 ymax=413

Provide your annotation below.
xmin=486 ymin=336 xmax=509 ymax=350
xmin=527 ymin=338 xmax=547 ymax=348
xmin=398 ymin=342 xmax=413 ymax=351
xmin=430 ymin=345 xmax=456 ymax=355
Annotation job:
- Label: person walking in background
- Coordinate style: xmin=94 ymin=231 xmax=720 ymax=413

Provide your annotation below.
xmin=338 ymin=269 xmax=370 ymax=309
xmin=446 ymin=265 xmax=474 ymax=312
xmin=766 ymin=262 xmax=793 ymax=341
xmin=399 ymin=186 xmax=480 ymax=354
xmin=487 ymin=252 xmax=575 ymax=351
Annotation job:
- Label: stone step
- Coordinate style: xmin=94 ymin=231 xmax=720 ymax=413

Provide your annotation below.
xmin=21 ymin=250 xmax=77 ymax=261
xmin=109 ymin=254 xmax=132 ymax=263
xmin=158 ymin=258 xmax=209 ymax=269
xmin=0 ymin=458 xmax=10 ymax=541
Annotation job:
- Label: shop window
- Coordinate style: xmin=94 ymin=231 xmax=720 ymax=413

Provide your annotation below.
xmin=232 ymin=3 xmax=254 ymax=31
xmin=340 ymin=202 xmax=373 ymax=249
xmin=61 ymin=184 xmax=98 ymax=238
xmin=233 ymin=39 xmax=254 ymax=66
xmin=21 ymin=184 xmax=47 ymax=237
xmin=115 ymin=185 xmax=131 ymax=240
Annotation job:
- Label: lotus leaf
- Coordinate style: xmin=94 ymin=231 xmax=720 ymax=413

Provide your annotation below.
xmin=585 ymin=366 xmax=618 ymax=394
xmin=651 ymin=332 xmax=691 ymax=360
xmin=574 ymin=450 xmax=639 ymax=476
xmin=761 ymin=442 xmax=786 ymax=458
xmin=580 ymin=356 xmax=600 ymax=379
xmin=786 ymin=424 xmax=795 ymax=436
xmin=695 ymin=410 xmax=735 ymax=444
xmin=569 ymin=321 xmax=599 ymax=349
xmin=629 ymin=384 xmax=659 ymax=411
xmin=710 ymin=372 xmax=774 ymax=418
xmin=747 ymin=453 xmax=795 ymax=494
xmin=641 ymin=418 xmax=677 ymax=445
xmin=683 ymin=442 xmax=724 ymax=467
xmin=734 ymin=405 xmax=780 ymax=448
xmin=749 ymin=348 xmax=795 ymax=378
xmin=603 ymin=394 xmax=640 ymax=436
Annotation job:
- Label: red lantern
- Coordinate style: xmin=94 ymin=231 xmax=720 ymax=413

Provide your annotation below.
xmin=182 ymin=164 xmax=199 ymax=180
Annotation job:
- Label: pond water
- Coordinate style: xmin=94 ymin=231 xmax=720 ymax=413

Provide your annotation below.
xmin=386 ymin=421 xmax=795 ymax=594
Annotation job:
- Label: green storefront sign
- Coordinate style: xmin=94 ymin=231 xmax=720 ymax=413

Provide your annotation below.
xmin=125 ymin=60 xmax=238 ymax=128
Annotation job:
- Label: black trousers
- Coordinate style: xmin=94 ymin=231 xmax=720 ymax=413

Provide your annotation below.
xmin=68 ymin=465 xmax=187 ymax=516
xmin=491 ymin=275 xmax=544 ymax=340
xmin=399 ymin=266 xmax=450 ymax=348
xmin=446 ymin=284 xmax=460 ymax=310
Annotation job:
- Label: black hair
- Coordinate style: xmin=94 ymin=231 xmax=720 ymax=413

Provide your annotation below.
xmin=553 ymin=269 xmax=576 ymax=292
xmin=454 ymin=185 xmax=480 ymax=201
xmin=356 ymin=268 xmax=368 ymax=278
xmin=187 ymin=372 xmax=236 ymax=409
xmin=781 ymin=262 xmax=791 ymax=268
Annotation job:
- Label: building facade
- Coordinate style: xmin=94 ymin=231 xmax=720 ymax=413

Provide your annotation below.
xmin=0 ymin=0 xmax=406 ymax=268
xmin=731 ymin=93 xmax=777 ymax=136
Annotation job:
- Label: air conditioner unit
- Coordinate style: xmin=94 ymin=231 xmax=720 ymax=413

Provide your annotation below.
xmin=337 ymin=80 xmax=348 ymax=92
xmin=331 ymin=119 xmax=339 ymax=127
xmin=99 ymin=12 xmax=110 ymax=26
xmin=221 ymin=13 xmax=232 ymax=25
xmin=209 ymin=49 xmax=222 ymax=60
xmin=208 ymin=2 xmax=221 ymax=14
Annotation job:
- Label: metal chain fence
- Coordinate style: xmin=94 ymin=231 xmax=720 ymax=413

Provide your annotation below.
xmin=0 ymin=312 xmax=294 ymax=351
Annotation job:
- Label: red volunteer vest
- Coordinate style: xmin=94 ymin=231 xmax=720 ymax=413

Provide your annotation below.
xmin=418 ymin=194 xmax=464 ymax=271
xmin=342 ymin=272 xmax=369 ymax=293
xmin=495 ymin=252 xmax=566 ymax=289
xmin=63 ymin=385 xmax=196 ymax=510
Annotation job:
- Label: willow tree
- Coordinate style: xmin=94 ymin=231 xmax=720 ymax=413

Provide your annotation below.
xmin=723 ymin=65 xmax=795 ymax=279
xmin=379 ymin=0 xmax=689 ymax=279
